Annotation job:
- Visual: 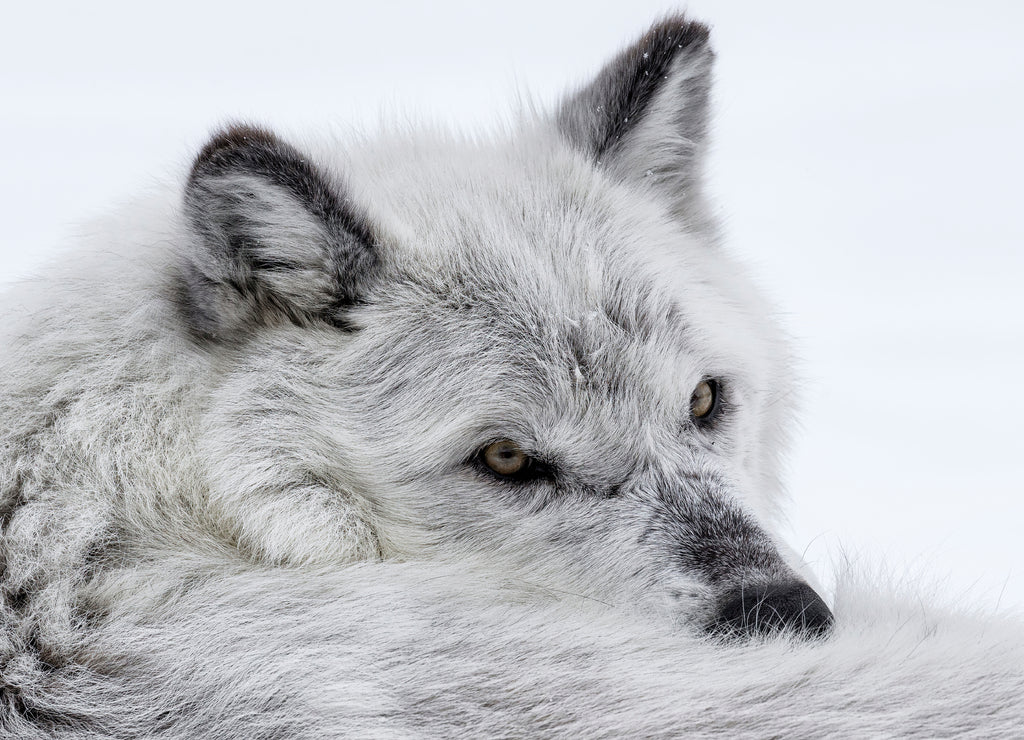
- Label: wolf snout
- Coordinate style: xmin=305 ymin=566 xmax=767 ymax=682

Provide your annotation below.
xmin=709 ymin=581 xmax=833 ymax=639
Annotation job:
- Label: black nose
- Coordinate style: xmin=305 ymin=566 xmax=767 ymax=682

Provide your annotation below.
xmin=710 ymin=581 xmax=833 ymax=639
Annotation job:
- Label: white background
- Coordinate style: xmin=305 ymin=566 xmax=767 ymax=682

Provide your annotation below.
xmin=2 ymin=1 xmax=1022 ymax=612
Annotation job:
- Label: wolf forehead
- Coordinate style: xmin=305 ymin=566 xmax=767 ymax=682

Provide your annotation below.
xmin=366 ymin=158 xmax=687 ymax=329
xmin=344 ymin=160 xmax=710 ymax=388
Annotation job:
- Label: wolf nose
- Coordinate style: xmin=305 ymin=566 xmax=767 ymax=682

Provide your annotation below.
xmin=710 ymin=581 xmax=833 ymax=639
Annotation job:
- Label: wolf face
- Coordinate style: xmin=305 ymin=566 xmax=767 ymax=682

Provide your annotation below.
xmin=177 ymin=17 xmax=830 ymax=636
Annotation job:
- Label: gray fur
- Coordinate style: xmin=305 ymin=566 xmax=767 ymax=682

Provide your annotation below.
xmin=181 ymin=123 xmax=379 ymax=337
xmin=1 ymin=14 xmax=1022 ymax=737
xmin=558 ymin=16 xmax=716 ymax=235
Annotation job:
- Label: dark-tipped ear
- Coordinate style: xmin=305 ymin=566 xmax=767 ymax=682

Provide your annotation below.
xmin=557 ymin=17 xmax=714 ymax=229
xmin=180 ymin=124 xmax=378 ymax=339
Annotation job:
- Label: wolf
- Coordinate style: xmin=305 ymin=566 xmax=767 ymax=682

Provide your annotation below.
xmin=1 ymin=14 xmax=1021 ymax=738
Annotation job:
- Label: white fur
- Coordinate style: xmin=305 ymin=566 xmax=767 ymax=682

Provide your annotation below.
xmin=1 ymin=16 xmax=1021 ymax=738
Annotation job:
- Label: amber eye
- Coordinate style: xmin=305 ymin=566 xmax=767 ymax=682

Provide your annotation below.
xmin=690 ymin=379 xmax=719 ymax=421
xmin=481 ymin=440 xmax=530 ymax=477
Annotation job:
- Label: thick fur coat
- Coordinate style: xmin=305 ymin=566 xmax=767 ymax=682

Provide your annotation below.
xmin=1 ymin=15 xmax=1022 ymax=738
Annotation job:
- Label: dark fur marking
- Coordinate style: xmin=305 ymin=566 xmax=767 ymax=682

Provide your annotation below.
xmin=7 ymin=586 xmax=29 ymax=612
xmin=643 ymin=476 xmax=785 ymax=586
xmin=171 ymin=261 xmax=226 ymax=339
xmin=182 ymin=123 xmax=380 ymax=338
xmin=188 ymin=124 xmax=377 ymax=262
xmin=25 ymin=628 xmax=64 ymax=673
xmin=557 ymin=16 xmax=711 ymax=160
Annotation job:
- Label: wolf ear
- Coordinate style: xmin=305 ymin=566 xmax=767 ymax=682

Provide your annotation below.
xmin=180 ymin=124 xmax=379 ymax=338
xmin=557 ymin=17 xmax=714 ymax=229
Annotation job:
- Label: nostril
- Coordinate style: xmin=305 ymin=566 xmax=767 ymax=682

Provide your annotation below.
xmin=709 ymin=581 xmax=834 ymax=639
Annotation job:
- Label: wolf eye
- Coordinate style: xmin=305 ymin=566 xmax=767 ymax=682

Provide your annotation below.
xmin=690 ymin=379 xmax=720 ymax=421
xmin=481 ymin=440 xmax=530 ymax=477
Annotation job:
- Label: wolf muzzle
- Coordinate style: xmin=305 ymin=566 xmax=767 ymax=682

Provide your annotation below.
xmin=645 ymin=468 xmax=834 ymax=639
xmin=709 ymin=580 xmax=833 ymax=638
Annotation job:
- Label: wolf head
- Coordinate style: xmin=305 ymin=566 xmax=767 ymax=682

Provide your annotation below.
xmin=176 ymin=16 xmax=831 ymax=637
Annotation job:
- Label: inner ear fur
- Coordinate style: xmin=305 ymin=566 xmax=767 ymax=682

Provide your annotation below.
xmin=180 ymin=124 xmax=379 ymax=339
xmin=557 ymin=16 xmax=715 ymax=230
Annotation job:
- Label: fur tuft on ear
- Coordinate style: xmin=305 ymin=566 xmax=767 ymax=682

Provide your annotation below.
xmin=180 ymin=124 xmax=379 ymax=339
xmin=557 ymin=16 xmax=715 ymax=230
